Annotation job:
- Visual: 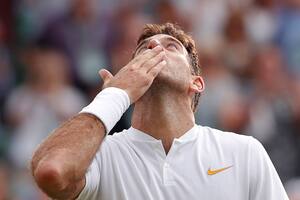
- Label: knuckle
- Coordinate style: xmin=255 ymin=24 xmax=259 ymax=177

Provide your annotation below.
xmin=139 ymin=75 xmax=150 ymax=84
xmin=136 ymin=70 xmax=145 ymax=76
xmin=151 ymin=66 xmax=161 ymax=76
xmin=145 ymin=60 xmax=155 ymax=67
xmin=143 ymin=78 xmax=152 ymax=85
xmin=149 ymin=70 xmax=157 ymax=77
xmin=129 ymin=66 xmax=136 ymax=72
xmin=129 ymin=63 xmax=136 ymax=68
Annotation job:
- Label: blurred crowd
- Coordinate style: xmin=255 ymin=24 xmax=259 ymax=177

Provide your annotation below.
xmin=0 ymin=0 xmax=300 ymax=199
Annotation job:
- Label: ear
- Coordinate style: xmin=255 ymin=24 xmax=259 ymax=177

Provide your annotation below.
xmin=188 ymin=75 xmax=205 ymax=94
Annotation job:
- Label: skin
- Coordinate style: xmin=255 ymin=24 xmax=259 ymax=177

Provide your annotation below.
xmin=31 ymin=34 xmax=205 ymax=199
xmin=132 ymin=34 xmax=205 ymax=152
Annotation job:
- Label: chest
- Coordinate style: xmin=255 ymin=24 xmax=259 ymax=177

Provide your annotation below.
xmin=99 ymin=142 xmax=249 ymax=200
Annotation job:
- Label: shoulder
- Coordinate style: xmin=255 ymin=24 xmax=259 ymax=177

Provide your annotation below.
xmin=195 ymin=125 xmax=259 ymax=155
xmin=91 ymin=129 xmax=132 ymax=171
xmin=105 ymin=129 xmax=131 ymax=142
xmin=197 ymin=125 xmax=255 ymax=144
xmin=99 ymin=129 xmax=132 ymax=152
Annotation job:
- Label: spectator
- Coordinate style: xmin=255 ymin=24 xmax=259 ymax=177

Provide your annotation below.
xmin=276 ymin=0 xmax=300 ymax=76
xmin=222 ymin=10 xmax=253 ymax=77
xmin=40 ymin=0 xmax=112 ymax=86
xmin=5 ymin=46 xmax=86 ymax=169
xmin=246 ymin=46 xmax=298 ymax=182
xmin=15 ymin=0 xmax=71 ymax=44
xmin=245 ymin=0 xmax=278 ymax=46
xmin=195 ymin=50 xmax=243 ymax=129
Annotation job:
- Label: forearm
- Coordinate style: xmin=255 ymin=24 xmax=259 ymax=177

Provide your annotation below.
xmin=31 ymin=46 xmax=165 ymax=198
xmin=31 ymin=113 xmax=105 ymax=198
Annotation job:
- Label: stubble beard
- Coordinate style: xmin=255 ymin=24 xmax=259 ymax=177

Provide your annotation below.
xmin=148 ymin=70 xmax=188 ymax=97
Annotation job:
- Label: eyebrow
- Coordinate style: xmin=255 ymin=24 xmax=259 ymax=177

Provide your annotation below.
xmin=165 ymin=37 xmax=184 ymax=49
xmin=135 ymin=36 xmax=185 ymax=54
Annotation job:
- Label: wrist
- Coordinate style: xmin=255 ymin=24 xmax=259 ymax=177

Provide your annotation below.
xmin=80 ymin=87 xmax=130 ymax=134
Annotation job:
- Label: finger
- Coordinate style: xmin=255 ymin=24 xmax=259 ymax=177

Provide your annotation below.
xmin=143 ymin=51 xmax=165 ymax=72
xmin=132 ymin=46 xmax=163 ymax=66
xmin=98 ymin=69 xmax=113 ymax=83
xmin=148 ymin=60 xmax=167 ymax=77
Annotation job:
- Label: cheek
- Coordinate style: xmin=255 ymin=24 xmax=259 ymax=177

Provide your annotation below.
xmin=164 ymin=56 xmax=192 ymax=84
xmin=169 ymin=54 xmax=191 ymax=74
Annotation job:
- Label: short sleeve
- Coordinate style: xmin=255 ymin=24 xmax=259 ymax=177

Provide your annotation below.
xmin=76 ymin=155 xmax=101 ymax=200
xmin=249 ymin=137 xmax=289 ymax=200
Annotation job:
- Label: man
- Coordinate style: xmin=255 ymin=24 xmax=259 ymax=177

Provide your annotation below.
xmin=31 ymin=23 xmax=289 ymax=200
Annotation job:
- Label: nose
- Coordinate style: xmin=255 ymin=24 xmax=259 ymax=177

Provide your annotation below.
xmin=147 ymin=39 xmax=161 ymax=49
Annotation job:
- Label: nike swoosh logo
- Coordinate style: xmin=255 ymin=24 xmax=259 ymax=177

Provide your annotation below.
xmin=207 ymin=165 xmax=233 ymax=175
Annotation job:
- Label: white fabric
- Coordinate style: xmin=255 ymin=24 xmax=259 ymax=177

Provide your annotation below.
xmin=77 ymin=125 xmax=288 ymax=200
xmin=80 ymin=87 xmax=130 ymax=133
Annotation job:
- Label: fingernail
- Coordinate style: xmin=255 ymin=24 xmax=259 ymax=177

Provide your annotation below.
xmin=161 ymin=60 xmax=167 ymax=65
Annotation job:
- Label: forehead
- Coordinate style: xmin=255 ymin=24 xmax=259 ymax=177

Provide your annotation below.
xmin=137 ymin=34 xmax=188 ymax=55
xmin=143 ymin=34 xmax=180 ymax=42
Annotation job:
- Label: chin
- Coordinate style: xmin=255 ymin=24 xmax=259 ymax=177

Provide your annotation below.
xmin=153 ymin=70 xmax=170 ymax=83
xmin=152 ymin=72 xmax=187 ymax=93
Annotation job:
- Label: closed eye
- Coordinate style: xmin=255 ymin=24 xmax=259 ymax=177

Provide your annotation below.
xmin=166 ymin=43 xmax=178 ymax=50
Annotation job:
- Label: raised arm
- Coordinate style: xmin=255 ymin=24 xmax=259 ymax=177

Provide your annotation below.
xmin=31 ymin=113 xmax=105 ymax=199
xmin=31 ymin=45 xmax=166 ymax=199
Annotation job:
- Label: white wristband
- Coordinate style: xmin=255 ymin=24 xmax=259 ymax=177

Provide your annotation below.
xmin=80 ymin=87 xmax=131 ymax=134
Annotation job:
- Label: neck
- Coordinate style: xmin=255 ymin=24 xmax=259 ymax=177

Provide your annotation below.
xmin=131 ymin=85 xmax=195 ymax=153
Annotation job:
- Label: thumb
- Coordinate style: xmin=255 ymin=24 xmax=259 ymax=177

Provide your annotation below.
xmin=99 ymin=69 xmax=113 ymax=83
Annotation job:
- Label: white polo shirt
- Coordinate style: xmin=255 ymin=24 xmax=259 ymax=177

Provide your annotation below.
xmin=77 ymin=125 xmax=288 ymax=200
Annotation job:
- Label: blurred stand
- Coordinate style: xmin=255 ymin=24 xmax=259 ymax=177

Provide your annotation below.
xmin=38 ymin=0 xmax=111 ymax=88
xmin=4 ymin=47 xmax=86 ymax=199
xmin=276 ymin=0 xmax=300 ymax=76
xmin=0 ymin=0 xmax=299 ymax=198
xmin=286 ymin=177 xmax=300 ymax=200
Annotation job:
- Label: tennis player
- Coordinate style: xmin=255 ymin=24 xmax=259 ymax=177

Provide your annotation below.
xmin=31 ymin=23 xmax=289 ymax=200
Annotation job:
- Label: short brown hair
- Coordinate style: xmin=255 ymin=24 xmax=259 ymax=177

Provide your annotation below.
xmin=135 ymin=23 xmax=201 ymax=112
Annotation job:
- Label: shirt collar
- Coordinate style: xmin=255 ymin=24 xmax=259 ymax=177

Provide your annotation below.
xmin=128 ymin=125 xmax=198 ymax=143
